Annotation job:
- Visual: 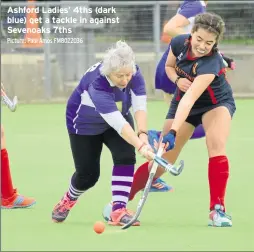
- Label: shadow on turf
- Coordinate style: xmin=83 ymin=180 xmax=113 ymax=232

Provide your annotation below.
xmin=52 ymin=220 xmax=106 ymax=226
xmin=54 ymin=220 xmax=210 ymax=230
xmin=140 ymin=220 xmax=210 ymax=229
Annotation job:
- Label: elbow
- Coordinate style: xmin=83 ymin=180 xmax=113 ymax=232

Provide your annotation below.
xmin=165 ymin=66 xmax=171 ymax=80
xmin=165 ymin=66 xmax=170 ymax=77
xmin=165 ymin=65 xmax=174 ymax=77
xmin=163 ymin=24 xmax=177 ymax=37
xmin=165 ymin=65 xmax=172 ymax=71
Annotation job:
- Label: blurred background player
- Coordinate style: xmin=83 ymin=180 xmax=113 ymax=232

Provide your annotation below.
xmin=153 ymin=12 xmax=235 ymax=226
xmin=52 ymin=41 xmax=154 ymax=226
xmin=102 ymin=0 xmax=235 ymax=222
xmin=1 ymin=83 xmax=36 ymax=209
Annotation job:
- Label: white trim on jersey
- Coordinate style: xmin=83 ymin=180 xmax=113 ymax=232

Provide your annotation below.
xmin=78 ymin=90 xmax=128 ymax=135
xmin=80 ymin=90 xmax=95 ymax=108
xmin=105 ymin=75 xmax=115 ymax=87
xmin=130 ymin=89 xmax=147 ymax=114
xmin=73 ymin=103 xmax=82 ymax=134
xmin=100 ymin=110 xmax=128 ymax=135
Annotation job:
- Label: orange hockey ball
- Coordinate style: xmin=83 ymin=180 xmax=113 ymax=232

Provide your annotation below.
xmin=93 ymin=221 xmax=105 ymax=234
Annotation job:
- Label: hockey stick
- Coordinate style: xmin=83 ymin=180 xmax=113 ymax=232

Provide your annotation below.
xmin=121 ymin=144 xmax=164 ymax=230
xmin=1 ymin=88 xmax=18 ymax=112
xmin=122 ymin=134 xmax=184 ymax=229
xmin=150 ymin=153 xmax=184 ymax=176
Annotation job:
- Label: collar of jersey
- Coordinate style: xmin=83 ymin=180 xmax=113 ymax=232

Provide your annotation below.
xmin=105 ymin=75 xmax=115 ymax=87
xmin=105 ymin=75 xmax=126 ymax=91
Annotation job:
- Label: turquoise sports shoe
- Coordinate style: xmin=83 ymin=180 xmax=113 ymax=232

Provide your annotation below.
xmin=208 ymin=204 xmax=232 ymax=227
xmin=102 ymin=202 xmax=113 ymax=222
xmin=102 ymin=178 xmax=174 ymax=222
xmin=1 ymin=189 xmax=36 ymax=209
xmin=149 ymin=177 xmax=174 ymax=192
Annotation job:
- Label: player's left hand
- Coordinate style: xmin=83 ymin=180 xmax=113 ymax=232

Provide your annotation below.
xmin=221 ymin=54 xmax=236 ymax=70
xmin=148 ymin=130 xmax=160 ymax=152
xmin=148 ymin=130 xmax=169 ymax=153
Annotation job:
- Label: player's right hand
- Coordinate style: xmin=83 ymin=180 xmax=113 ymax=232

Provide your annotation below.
xmin=177 ymin=78 xmax=192 ymax=92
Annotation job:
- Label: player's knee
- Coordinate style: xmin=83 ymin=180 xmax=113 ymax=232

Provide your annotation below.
xmin=73 ymin=171 xmax=100 ymax=191
xmin=1 ymin=125 xmax=4 ymax=138
xmin=112 ymin=151 xmax=136 ymax=165
xmin=206 ymin=137 xmax=226 ymax=155
xmin=1 ymin=125 xmax=5 ymax=147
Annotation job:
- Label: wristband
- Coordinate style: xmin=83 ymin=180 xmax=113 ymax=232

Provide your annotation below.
xmin=175 ymin=76 xmax=181 ymax=85
xmin=138 ymin=143 xmax=145 ymax=152
xmin=137 ymin=130 xmax=148 ymax=137
xmin=169 ymin=129 xmax=177 ymax=137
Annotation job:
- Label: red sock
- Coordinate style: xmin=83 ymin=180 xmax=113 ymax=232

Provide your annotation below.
xmin=129 ymin=162 xmax=158 ymax=201
xmin=1 ymin=149 xmax=15 ymax=199
xmin=208 ymin=155 xmax=229 ymax=211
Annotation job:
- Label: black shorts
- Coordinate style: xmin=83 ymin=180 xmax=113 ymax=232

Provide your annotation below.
xmin=166 ymin=100 xmax=236 ymax=127
xmin=69 ymin=112 xmax=136 ymax=174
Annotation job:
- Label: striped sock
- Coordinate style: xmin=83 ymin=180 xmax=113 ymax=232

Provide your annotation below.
xmin=67 ymin=183 xmax=85 ymax=201
xmin=111 ymin=165 xmax=134 ymax=211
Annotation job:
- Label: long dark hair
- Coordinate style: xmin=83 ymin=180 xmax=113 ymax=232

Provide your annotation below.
xmin=192 ymin=12 xmax=225 ymax=52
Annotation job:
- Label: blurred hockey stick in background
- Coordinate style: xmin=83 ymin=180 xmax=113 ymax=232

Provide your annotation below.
xmin=1 ymin=83 xmax=18 ymax=112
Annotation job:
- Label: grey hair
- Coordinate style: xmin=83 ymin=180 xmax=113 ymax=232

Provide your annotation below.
xmin=100 ymin=40 xmax=136 ymax=75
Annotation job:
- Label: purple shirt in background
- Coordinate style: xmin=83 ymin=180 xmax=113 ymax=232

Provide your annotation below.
xmin=155 ymin=0 xmax=206 ymax=94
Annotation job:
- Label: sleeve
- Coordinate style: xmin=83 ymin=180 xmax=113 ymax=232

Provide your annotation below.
xmin=196 ymin=55 xmax=222 ymax=76
xmin=178 ymin=1 xmax=203 ymax=19
xmin=170 ymin=35 xmax=187 ymax=57
xmin=88 ymin=84 xmax=128 ymax=134
xmin=130 ymin=68 xmax=147 ymax=114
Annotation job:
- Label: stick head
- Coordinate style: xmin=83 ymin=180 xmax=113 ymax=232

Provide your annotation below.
xmin=10 ymin=96 xmax=18 ymax=112
xmin=169 ymin=160 xmax=184 ymax=176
